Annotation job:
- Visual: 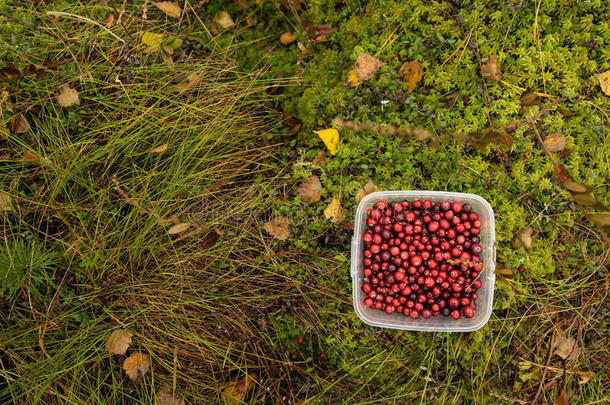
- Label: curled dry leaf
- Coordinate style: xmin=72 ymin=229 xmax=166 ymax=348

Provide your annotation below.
xmin=354 ymin=54 xmax=384 ymax=81
xmin=295 ymin=175 xmax=321 ymax=203
xmin=324 ymin=197 xmax=345 ymax=223
xmin=543 ymin=133 xmax=566 ymax=152
xmin=123 ymin=352 xmax=151 ymax=380
xmin=214 ymin=11 xmax=235 ymax=29
xmin=263 ymin=216 xmax=292 ymax=240
xmin=222 ymin=372 xmax=258 ymax=405
xmin=154 ymin=2 xmax=182 ymax=18
xmin=313 ymin=128 xmax=339 ymax=155
xmin=355 ymin=180 xmax=379 ymax=202
xmin=519 ymin=89 xmax=541 ymax=107
xmin=0 ymin=190 xmax=11 ymax=212
xmin=481 ymin=52 xmax=501 ymax=81
xmin=279 ymin=32 xmax=297 ymax=45
xmin=468 ymin=126 xmax=513 ymax=152
xmin=105 ymin=328 xmax=133 ymax=355
xmin=552 ymin=333 xmax=581 ymax=361
xmin=150 ymin=144 xmax=168 ymax=154
xmin=399 ymin=61 xmax=424 ymax=93
xmin=511 ymin=227 xmax=536 ymax=250
xmin=11 ymin=114 xmax=29 ymax=134
xmin=595 ymin=71 xmax=610 ymax=96
xmin=168 ymin=222 xmax=191 ymax=234
xmin=157 ymin=387 xmax=184 ymax=405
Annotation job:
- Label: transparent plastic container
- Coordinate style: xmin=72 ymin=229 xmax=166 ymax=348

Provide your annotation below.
xmin=351 ymin=191 xmax=496 ymax=332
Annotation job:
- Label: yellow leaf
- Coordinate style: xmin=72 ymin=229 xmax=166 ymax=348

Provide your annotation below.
xmin=0 ymin=189 xmax=11 ymax=212
xmin=150 ymin=143 xmax=168 ymax=153
xmin=595 ymin=71 xmax=610 ymax=96
xmin=105 ymin=328 xmax=133 ymax=355
xmin=543 ymin=133 xmax=566 ymax=152
xmin=56 ymin=86 xmax=80 ymax=107
xmin=154 ymin=2 xmax=182 ymax=18
xmin=313 ymin=128 xmax=339 ymax=155
xmin=346 ymin=69 xmax=361 ymax=87
xmin=279 ymin=32 xmax=297 ymax=45
xmin=481 ymin=52 xmax=501 ymax=81
xmin=168 ymin=222 xmax=191 ymax=234
xmin=577 ymin=371 xmax=595 ymax=385
xmin=399 ymin=61 xmax=424 ymax=93
xmin=222 ymin=373 xmax=258 ymax=405
xmin=156 ymin=387 xmax=184 ymax=405
xmin=324 ymin=197 xmax=345 ymax=223
xmin=354 ymin=54 xmax=385 ymax=81
xmin=122 ymin=352 xmax=150 ymax=380
xmin=141 ymin=31 xmax=164 ymax=48
xmin=214 ymin=11 xmax=235 ymax=29
xmin=296 ymin=176 xmax=321 ymax=203
xmin=262 ymin=216 xmax=291 ymax=240
xmin=552 ymin=333 xmax=581 ymax=361
xmin=355 ymin=180 xmax=379 ymax=202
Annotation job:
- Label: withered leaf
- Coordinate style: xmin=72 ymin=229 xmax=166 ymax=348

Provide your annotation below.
xmin=313 ymin=24 xmax=333 ymax=35
xmin=178 ymin=74 xmax=201 ymax=88
xmin=519 ymin=89 xmax=541 ymax=107
xmin=595 ymin=71 xmax=610 ymax=96
xmin=469 ymin=127 xmax=512 ymax=152
xmin=222 ymin=372 xmax=258 ymax=405
xmin=295 ymin=176 xmax=321 ymax=203
xmin=168 ymin=222 xmax=191 ymax=234
xmin=324 ymin=197 xmax=345 ymax=223
xmin=399 ymin=61 xmax=424 ymax=93
xmin=279 ymin=32 xmax=297 ymax=45
xmin=156 ymin=387 xmax=184 ymax=405
xmin=495 ymin=266 xmax=515 ymax=278
xmin=554 ymin=389 xmax=569 ymax=405
xmin=23 ymin=150 xmax=41 ymax=162
xmin=0 ymin=190 xmax=11 ymax=212
xmin=553 ymin=334 xmax=580 ymax=361
xmin=282 ymin=112 xmax=301 ymax=135
xmin=586 ymin=213 xmax=610 ymax=233
xmin=0 ymin=62 xmax=21 ymax=82
xmin=56 ymin=86 xmax=80 ymax=107
xmin=201 ymin=230 xmax=220 ymax=250
xmin=105 ymin=328 xmax=133 ymax=355
xmin=214 ymin=11 xmax=235 ymax=29
xmin=543 ymin=133 xmax=566 ymax=152
xmin=511 ymin=227 xmax=536 ymax=250
xmin=150 ymin=144 xmax=168 ymax=153
xmin=481 ymin=53 xmax=501 ymax=81
xmin=577 ymin=371 xmax=595 ymax=385
xmin=354 ymin=54 xmax=385 ymax=81
xmin=11 ymin=114 xmax=29 ymax=134
xmin=263 ymin=216 xmax=291 ymax=240
xmin=355 ymin=180 xmax=379 ymax=202
xmin=154 ymin=2 xmax=182 ymax=18
xmin=123 ymin=352 xmax=151 ymax=380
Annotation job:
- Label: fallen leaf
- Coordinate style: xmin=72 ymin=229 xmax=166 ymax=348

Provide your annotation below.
xmin=279 ymin=32 xmax=297 ymax=45
xmin=577 ymin=371 xmax=595 ymax=385
xmin=23 ymin=150 xmax=41 ymax=162
xmin=295 ymin=175 xmax=321 ymax=203
xmin=495 ymin=266 xmax=515 ymax=278
xmin=157 ymin=387 xmax=184 ymax=405
xmin=481 ymin=52 xmax=501 ymax=81
xmin=154 ymin=2 xmax=182 ymax=18
xmin=346 ymin=69 xmax=361 ymax=87
xmin=324 ymin=197 xmax=345 ymax=223
xmin=0 ymin=190 xmax=11 ymax=211
xmin=106 ymin=13 xmax=115 ymax=27
xmin=511 ymin=227 xmax=536 ymax=250
xmin=214 ymin=11 xmax=235 ymax=29
xmin=313 ymin=24 xmax=332 ymax=35
xmin=246 ymin=15 xmax=257 ymax=27
xmin=562 ymin=180 xmax=590 ymax=194
xmin=554 ymin=389 xmax=569 ymax=405
xmin=201 ymin=230 xmax=220 ymax=250
xmin=595 ymin=71 xmax=610 ymax=96
xmin=468 ymin=126 xmax=512 ymax=152
xmin=553 ymin=334 xmax=581 ymax=361
xmin=0 ymin=62 xmax=21 ymax=82
xmin=105 ymin=328 xmax=133 ymax=355
xmin=123 ymin=352 xmax=151 ymax=380
xmin=141 ymin=31 xmax=164 ymax=47
xmin=312 ymin=150 xmax=326 ymax=166
xmin=355 ymin=180 xmax=379 ymax=202
xmin=222 ymin=373 xmax=258 ymax=405
xmin=168 ymin=222 xmax=191 ymax=234
xmin=571 ymin=192 xmax=605 ymax=208
xmin=263 ymin=216 xmax=292 ymax=240
xmin=282 ymin=112 xmax=301 ymax=135
xmin=543 ymin=133 xmax=566 ymax=152
xmin=520 ymin=89 xmax=541 ymax=107
xmin=399 ymin=61 xmax=424 ymax=93
xmin=313 ymin=128 xmax=339 ymax=155
xmin=586 ymin=213 xmax=610 ymax=233
xmin=354 ymin=54 xmax=384 ymax=81
xmin=56 ymin=86 xmax=80 ymax=107
xmin=178 ymin=74 xmax=201 ymax=88
xmin=150 ymin=144 xmax=168 ymax=153
xmin=11 ymin=114 xmax=29 ymax=134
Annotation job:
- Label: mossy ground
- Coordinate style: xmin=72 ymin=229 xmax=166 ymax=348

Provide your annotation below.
xmin=1 ymin=0 xmax=609 ymax=404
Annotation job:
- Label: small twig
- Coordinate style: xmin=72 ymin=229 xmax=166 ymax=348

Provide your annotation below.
xmin=503 ymin=97 xmax=565 ymax=132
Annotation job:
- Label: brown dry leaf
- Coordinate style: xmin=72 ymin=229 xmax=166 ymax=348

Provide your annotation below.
xmin=150 ymin=144 xmax=168 ymax=154
xmin=0 ymin=62 xmax=21 ymax=82
xmin=543 ymin=133 xmax=566 ymax=152
xmin=11 ymin=114 xmax=29 ymax=134
xmin=511 ymin=227 xmax=535 ymax=250
xmin=354 ymin=54 xmax=385 ymax=81
xmin=222 ymin=373 xmax=258 ymax=405
xmin=355 ymin=180 xmax=379 ymax=202
xmin=168 ymin=222 xmax=191 ymax=234
xmin=577 ymin=371 xmax=595 ymax=385
xmin=399 ymin=61 xmax=424 ymax=93
xmin=554 ymin=389 xmax=569 ymax=405
xmin=586 ymin=213 xmax=610 ymax=233
xmin=279 ymin=32 xmax=297 ymax=45
xmin=553 ymin=334 xmax=581 ymax=361
xmin=495 ymin=266 xmax=515 ymax=278
xmin=312 ymin=150 xmax=326 ymax=166
xmin=469 ymin=126 xmax=513 ymax=152
xmin=201 ymin=230 xmax=220 ymax=250
xmin=481 ymin=52 xmax=501 ymax=81
xmin=157 ymin=387 xmax=184 ymax=405
xmin=595 ymin=71 xmax=610 ymax=96
xmin=178 ymin=74 xmax=201 ymax=88
xmin=263 ymin=216 xmax=292 ymax=240
xmin=123 ymin=352 xmax=151 ymax=380
xmin=0 ymin=190 xmax=11 ymax=212
xmin=214 ymin=11 xmax=235 ymax=29
xmin=154 ymin=2 xmax=182 ymax=18
xmin=571 ymin=192 xmax=605 ymax=208
xmin=105 ymin=328 xmax=133 ymax=355
xmin=56 ymin=86 xmax=80 ymax=107
xmin=324 ymin=197 xmax=345 ymax=223
xmin=296 ymin=176 xmax=321 ymax=203
xmin=562 ymin=180 xmax=589 ymax=193
xmin=23 ymin=150 xmax=41 ymax=162
xmin=519 ymin=89 xmax=541 ymax=107
xmin=282 ymin=112 xmax=301 ymax=135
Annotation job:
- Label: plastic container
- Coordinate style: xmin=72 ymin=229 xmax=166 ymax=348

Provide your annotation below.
xmin=351 ymin=191 xmax=496 ymax=332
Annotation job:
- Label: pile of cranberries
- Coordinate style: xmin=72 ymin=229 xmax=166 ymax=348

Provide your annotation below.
xmin=361 ymin=199 xmax=483 ymax=320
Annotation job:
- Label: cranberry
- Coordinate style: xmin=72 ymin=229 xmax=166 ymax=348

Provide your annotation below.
xmin=297 ymin=337 xmax=305 ymax=344
xmin=518 ymin=266 xmax=525 ymax=273
xmin=451 ymin=310 xmax=461 ymax=320
xmin=463 ymin=306 xmax=475 ymax=318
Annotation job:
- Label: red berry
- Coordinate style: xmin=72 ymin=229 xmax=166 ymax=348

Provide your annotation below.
xmin=297 ymin=337 xmax=305 ymax=344
xmin=463 ymin=306 xmax=475 ymax=318
xmin=451 ymin=310 xmax=461 ymax=320
xmin=451 ymin=202 xmax=462 ymax=213
xmin=518 ymin=266 xmax=525 ymax=273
